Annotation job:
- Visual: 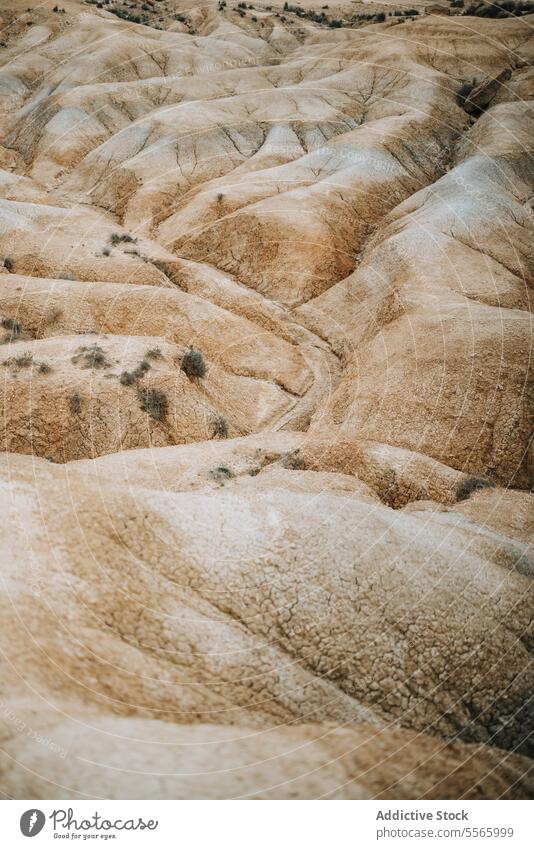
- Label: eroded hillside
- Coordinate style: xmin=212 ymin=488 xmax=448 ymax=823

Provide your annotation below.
xmin=0 ymin=0 xmax=533 ymax=799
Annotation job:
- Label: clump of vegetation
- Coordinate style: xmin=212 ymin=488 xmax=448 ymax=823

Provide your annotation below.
xmin=138 ymin=387 xmax=167 ymax=421
xmin=120 ymin=359 xmax=151 ymax=386
xmin=462 ymin=0 xmax=533 ymax=15
xmin=145 ymin=347 xmax=163 ymax=360
xmin=37 ymin=361 xmax=52 ymax=374
xmin=3 ymin=352 xmax=33 ymax=369
xmin=456 ymin=475 xmax=493 ymax=501
xmin=110 ymin=232 xmax=137 ymax=246
xmin=1 ymin=317 xmax=22 ymax=341
xmin=513 ymin=554 xmax=534 ymax=577
xmin=281 ymin=449 xmax=306 ymax=470
xmin=69 ymin=393 xmax=82 ymax=414
xmin=119 ymin=370 xmax=137 ymax=386
xmin=109 ymin=7 xmax=142 ymax=23
xmin=2 ymin=257 xmax=13 ymax=271
xmin=71 ymin=344 xmax=110 ymax=369
xmin=209 ymin=465 xmax=234 ymax=482
xmin=212 ymin=415 xmax=228 ymax=439
xmin=280 ymin=3 xmax=332 ymax=24
xmin=180 ymin=347 xmax=206 ymax=379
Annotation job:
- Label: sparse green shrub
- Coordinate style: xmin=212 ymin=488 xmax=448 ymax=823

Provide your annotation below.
xmin=110 ymin=232 xmax=137 ymax=246
xmin=212 ymin=415 xmax=228 ymax=439
xmin=1 ymin=318 xmax=22 ymax=340
xmin=138 ymin=387 xmax=167 ymax=421
xmin=71 ymin=344 xmax=110 ymax=369
xmin=145 ymin=347 xmax=162 ymax=360
xmin=120 ymin=359 xmax=151 ymax=385
xmin=120 ymin=370 xmax=137 ymax=386
xmin=209 ymin=465 xmax=234 ymax=481
xmin=3 ymin=257 xmax=13 ymax=271
xmin=37 ymin=361 xmax=52 ymax=374
xmin=513 ymin=554 xmax=534 ymax=577
xmin=462 ymin=0 xmax=532 ymax=15
xmin=180 ymin=347 xmax=206 ymax=379
xmin=375 ymin=11 xmax=386 ymax=21
xmin=456 ymin=475 xmax=493 ymax=501
xmin=69 ymin=393 xmax=82 ymax=414
xmin=3 ymin=353 xmax=33 ymax=369
xmin=282 ymin=449 xmax=306 ymax=470
xmin=109 ymin=7 xmax=142 ymax=22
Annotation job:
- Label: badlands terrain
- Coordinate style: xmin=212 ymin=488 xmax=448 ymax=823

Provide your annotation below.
xmin=0 ymin=0 xmax=533 ymax=799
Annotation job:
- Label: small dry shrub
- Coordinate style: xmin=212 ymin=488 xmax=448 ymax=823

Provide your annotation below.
xmin=181 ymin=347 xmax=206 ymax=379
xmin=69 ymin=393 xmax=82 ymax=414
xmin=456 ymin=475 xmax=493 ymax=501
xmin=72 ymin=344 xmax=110 ymax=369
xmin=138 ymin=387 xmax=167 ymax=421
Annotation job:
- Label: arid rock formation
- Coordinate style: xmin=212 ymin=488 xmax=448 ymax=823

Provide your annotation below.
xmin=0 ymin=0 xmax=532 ymax=799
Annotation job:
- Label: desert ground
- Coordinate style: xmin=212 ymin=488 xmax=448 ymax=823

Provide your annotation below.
xmin=0 ymin=0 xmax=532 ymax=799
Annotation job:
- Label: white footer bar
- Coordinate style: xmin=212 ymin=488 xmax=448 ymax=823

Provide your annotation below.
xmin=4 ymin=800 xmax=532 ymax=849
